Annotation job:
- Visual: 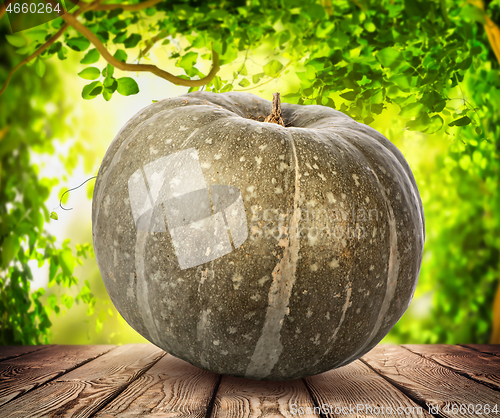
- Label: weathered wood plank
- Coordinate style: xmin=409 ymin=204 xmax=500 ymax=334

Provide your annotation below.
xmin=0 ymin=344 xmax=115 ymax=407
xmin=1 ymin=343 xmax=165 ymax=418
xmin=304 ymin=359 xmax=432 ymax=417
xmin=462 ymin=344 xmax=500 ymax=357
xmin=93 ymin=353 xmax=220 ymax=418
xmin=212 ymin=375 xmax=318 ymax=418
xmin=0 ymin=345 xmax=51 ymax=362
xmin=362 ymin=345 xmax=500 ymax=418
xmin=404 ymin=344 xmax=500 ymax=392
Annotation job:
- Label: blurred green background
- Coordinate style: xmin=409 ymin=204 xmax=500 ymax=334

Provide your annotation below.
xmin=1 ymin=0 xmax=499 ymax=346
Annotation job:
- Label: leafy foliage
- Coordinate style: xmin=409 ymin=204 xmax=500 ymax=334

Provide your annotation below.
xmin=1 ymin=0 xmax=499 ymax=344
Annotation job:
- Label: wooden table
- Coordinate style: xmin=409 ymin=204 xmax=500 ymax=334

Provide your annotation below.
xmin=0 ymin=344 xmax=499 ymax=417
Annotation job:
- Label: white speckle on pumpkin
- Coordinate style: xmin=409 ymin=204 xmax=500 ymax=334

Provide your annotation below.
xmin=305 ymin=162 xmax=313 ymax=170
xmin=213 ymin=340 xmax=220 ymax=346
xmin=205 ymin=247 xmax=211 ymax=257
xmin=313 ymin=164 xmax=319 ymax=170
xmin=326 ymin=192 xmax=336 ymax=204
xmin=341 ymin=193 xmax=346 ymax=200
xmin=372 ymin=227 xmax=377 ymax=238
xmin=318 ymin=173 xmax=326 ymax=181
xmin=311 ymin=333 xmax=321 ymax=345
xmin=232 ymin=273 xmax=243 ymax=290
xmin=330 ymin=258 xmax=339 ymax=268
xmin=221 ymin=350 xmax=228 ymax=355
xmin=274 ymin=186 xmax=283 ymax=194
xmin=259 ymin=144 xmax=268 ymax=151
xmin=271 ymin=178 xmax=276 ymax=184
xmin=369 ymin=265 xmax=375 ymax=271
xmin=205 ymin=138 xmax=213 ymax=144
xmin=247 ymin=186 xmax=255 ymax=193
xmin=279 ymin=154 xmax=285 ymax=160
xmin=310 ymin=263 xmax=318 ymax=272
xmin=258 ymin=276 xmax=269 ymax=286
xmin=201 ymin=161 xmax=211 ymax=169
xmin=306 ymin=308 xmax=313 ymax=318
xmin=244 ymin=311 xmax=256 ymax=320
xmin=255 ymin=126 xmax=263 ymax=133
xmin=325 ymin=312 xmax=330 ymax=320
xmin=255 ymin=156 xmax=262 ymax=166
xmin=366 ymin=196 xmax=370 ymax=203
xmin=104 ymin=195 xmax=111 ymax=216
xmin=240 ymin=156 xmax=245 ymax=162
xmin=228 ymin=327 xmax=237 ymax=334
xmin=147 ymin=134 xmax=154 ymax=139
xmin=342 ymin=238 xmax=347 ymax=247
xmin=214 ymin=153 xmax=222 ymax=160
xmin=179 ymin=125 xmax=188 ymax=131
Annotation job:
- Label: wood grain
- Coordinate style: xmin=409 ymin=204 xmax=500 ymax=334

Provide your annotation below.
xmin=93 ymin=353 xmax=220 ymax=418
xmin=1 ymin=343 xmax=165 ymax=418
xmin=404 ymin=344 xmax=500 ymax=391
xmin=0 ymin=345 xmax=50 ymax=362
xmin=304 ymin=358 xmax=432 ymax=417
xmin=462 ymin=344 xmax=500 ymax=357
xmin=0 ymin=344 xmax=115 ymax=407
xmin=212 ymin=374 xmax=318 ymax=418
xmin=362 ymin=345 xmax=500 ymax=418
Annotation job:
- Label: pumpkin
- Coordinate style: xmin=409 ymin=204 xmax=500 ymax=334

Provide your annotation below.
xmin=92 ymin=91 xmax=424 ymax=380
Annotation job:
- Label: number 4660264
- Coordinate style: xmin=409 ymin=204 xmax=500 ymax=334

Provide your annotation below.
xmin=6 ymin=2 xmax=62 ymax=14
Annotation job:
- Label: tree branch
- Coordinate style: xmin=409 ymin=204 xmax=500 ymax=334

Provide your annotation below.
xmin=94 ymin=0 xmax=164 ymax=11
xmin=60 ymin=11 xmax=220 ymax=87
xmin=0 ymin=0 xmax=13 ymax=21
xmin=0 ymin=23 xmax=70 ymax=96
xmin=470 ymin=0 xmax=500 ymax=65
xmin=137 ymin=29 xmax=169 ymax=60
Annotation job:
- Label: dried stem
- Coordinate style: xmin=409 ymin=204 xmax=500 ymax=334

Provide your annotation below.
xmin=264 ymin=92 xmax=285 ymax=127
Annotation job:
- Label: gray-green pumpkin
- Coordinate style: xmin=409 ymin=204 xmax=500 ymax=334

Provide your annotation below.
xmin=92 ymin=91 xmax=424 ymax=380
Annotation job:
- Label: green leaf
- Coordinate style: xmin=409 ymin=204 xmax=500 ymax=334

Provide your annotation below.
xmin=59 ymin=249 xmax=75 ymax=276
xmin=364 ymin=21 xmax=376 ymax=33
xmin=425 ymin=114 xmax=444 ymax=134
xmin=177 ymin=52 xmax=198 ymax=70
xmin=116 ymin=77 xmax=139 ymax=96
xmin=123 ymin=34 xmax=141 ymax=49
xmin=35 ymin=58 xmax=46 ymax=77
xmin=399 ymin=102 xmax=423 ymax=118
xmin=1 ymin=234 xmax=20 ymax=269
xmin=78 ymin=67 xmax=101 ymax=80
xmin=6 ymin=34 xmax=26 ymax=47
xmin=113 ymin=49 xmax=128 ymax=62
xmin=340 ymin=91 xmax=357 ymax=101
xmin=50 ymin=211 xmax=58 ymax=220
xmin=376 ymin=47 xmax=405 ymax=69
xmin=263 ymin=60 xmax=283 ymax=77
xmin=238 ymin=78 xmax=250 ymax=88
xmin=106 ymin=64 xmax=114 ymax=78
xmin=80 ymin=48 xmax=100 ymax=64
xmin=82 ymin=81 xmax=103 ymax=99
xmin=67 ymin=36 xmax=91 ymax=52
xmin=448 ymin=116 xmax=471 ymax=127
xmin=252 ymin=72 xmax=264 ymax=84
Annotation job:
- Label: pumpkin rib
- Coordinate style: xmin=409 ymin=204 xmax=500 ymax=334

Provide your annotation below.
xmin=245 ymin=128 xmax=302 ymax=380
xmin=331 ymin=128 xmax=423 ymax=367
xmin=306 ymin=127 xmax=398 ymax=363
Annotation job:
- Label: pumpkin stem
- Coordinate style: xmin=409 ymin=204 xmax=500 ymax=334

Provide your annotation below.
xmin=264 ymin=92 xmax=285 ymax=127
